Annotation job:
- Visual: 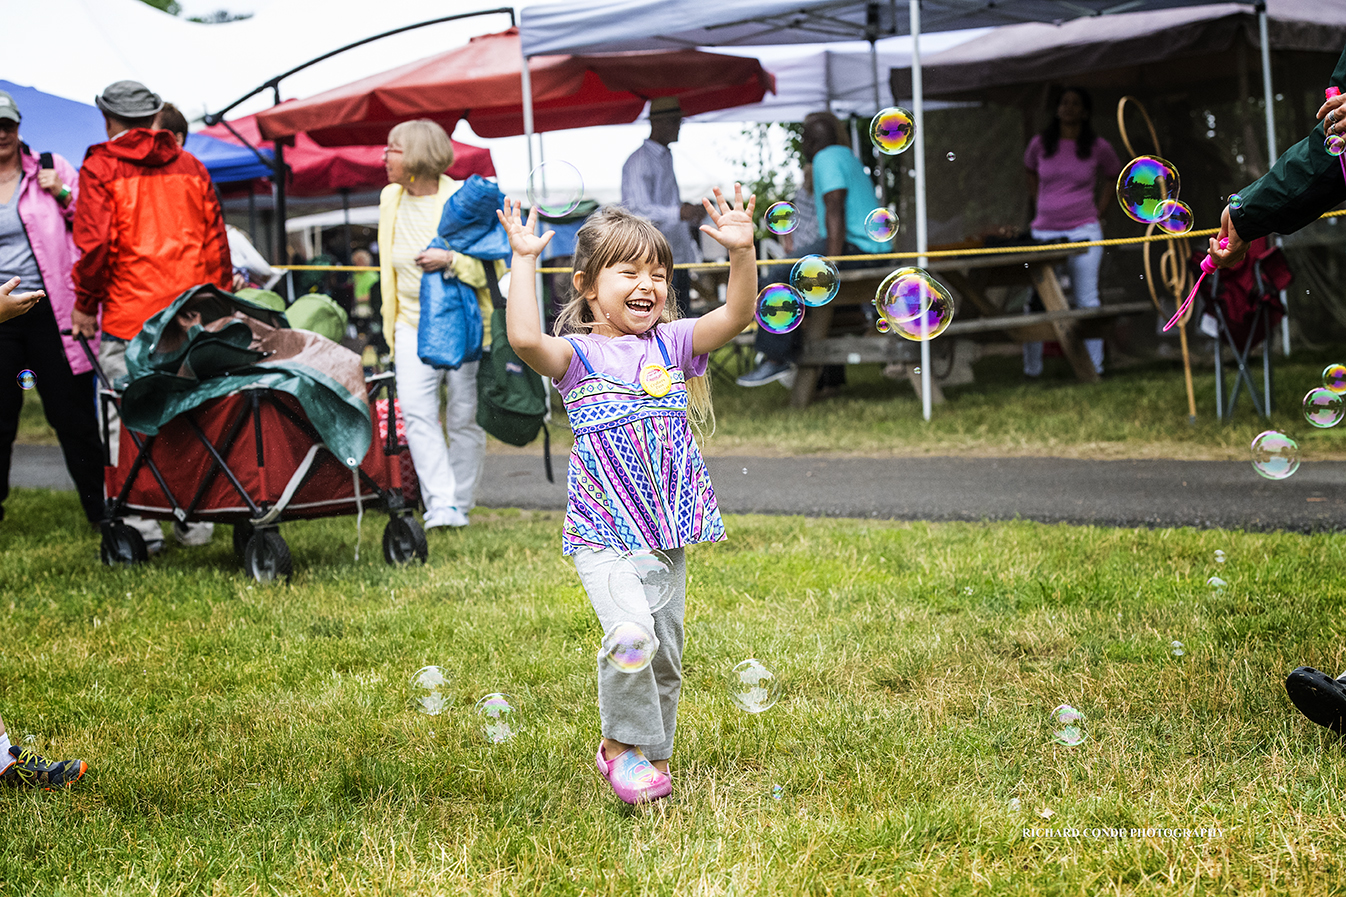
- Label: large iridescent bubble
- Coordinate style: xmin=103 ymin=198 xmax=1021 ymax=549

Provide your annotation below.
xmin=870 ymin=107 xmax=915 ymax=155
xmin=1155 ymin=199 xmax=1194 ymax=235
xmin=755 ymin=284 xmax=804 ymax=334
xmin=1250 ymin=430 xmax=1300 ymax=480
xmin=1117 ymin=156 xmax=1180 ymax=224
xmin=789 ymin=255 xmax=840 ymax=307
xmin=525 ymin=161 xmax=584 ymax=219
xmin=874 ymin=267 xmax=954 ymax=341
xmin=763 ymin=201 xmax=798 ymax=236
xmin=864 ymin=208 xmax=898 ymax=242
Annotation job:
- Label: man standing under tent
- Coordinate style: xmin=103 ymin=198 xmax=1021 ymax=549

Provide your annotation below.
xmin=69 ymin=80 xmax=230 ymax=555
xmin=1208 ymin=45 xmax=1346 ymax=734
xmin=620 ymin=97 xmax=704 ymax=317
xmin=738 ymin=110 xmax=886 ymax=389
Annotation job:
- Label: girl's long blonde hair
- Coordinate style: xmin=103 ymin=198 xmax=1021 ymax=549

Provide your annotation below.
xmin=554 ymin=206 xmax=714 ymax=437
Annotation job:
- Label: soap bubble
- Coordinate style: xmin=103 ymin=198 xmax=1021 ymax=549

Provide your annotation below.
xmin=875 ymin=267 xmax=954 ymax=341
xmin=603 ymin=621 xmax=656 ymax=674
xmin=1303 ymin=387 xmax=1344 ymax=428
xmin=1155 ymin=199 xmax=1194 ymax=235
xmin=1008 ymin=797 xmax=1022 ymax=812
xmin=608 ymin=548 xmax=678 ymax=614
xmin=474 ymin=693 xmax=520 ymax=743
xmin=875 ymin=318 xmax=891 ymax=333
xmin=1214 ymin=549 xmax=1226 ymax=564
xmin=16 ymin=369 xmax=35 ymax=390
xmin=864 ymin=207 xmax=898 ymax=242
xmin=1228 ymin=193 xmax=1243 ymax=210
xmin=525 ymin=160 xmax=584 ymax=219
xmin=409 ymin=665 xmax=450 ymax=715
xmin=1323 ymin=363 xmax=1346 ymax=394
xmin=790 ymin=255 xmax=840 ymax=307
xmin=755 ymin=284 xmax=804 ymax=334
xmin=946 ymin=152 xmax=956 ymax=162
xmin=870 ymin=107 xmax=916 ymax=155
xmin=763 ymin=201 xmax=798 ymax=235
xmin=772 ymin=784 xmax=784 ymax=800
xmin=1116 ymin=156 xmax=1180 ymax=223
xmin=1328 ymin=134 xmax=1346 ymax=157
xmin=1207 ymin=575 xmax=1227 ymax=591
xmin=727 ymin=659 xmax=781 ymax=713
xmin=1250 ymin=430 xmax=1300 ymax=480
xmin=1051 ymin=704 xmax=1087 ymax=746
xmin=1171 ymin=640 xmax=1185 ymax=657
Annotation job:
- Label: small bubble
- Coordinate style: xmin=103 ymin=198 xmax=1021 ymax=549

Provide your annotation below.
xmin=16 ymin=369 xmax=35 ymax=390
xmin=1008 ymin=797 xmax=1022 ymax=811
xmin=1051 ymin=704 xmax=1086 ymax=746
xmin=1214 ymin=550 xmax=1226 ymax=563
xmin=1207 ymin=575 xmax=1227 ymax=589
xmin=772 ymin=784 xmax=784 ymax=800
xmin=743 ymin=468 xmax=748 ymax=475
xmin=946 ymin=152 xmax=956 ymax=162
xmin=1171 ymin=640 xmax=1185 ymax=657
xmin=913 ymin=367 xmax=921 ymax=375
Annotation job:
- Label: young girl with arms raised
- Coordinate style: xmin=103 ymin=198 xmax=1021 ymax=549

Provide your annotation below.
xmin=497 ymin=186 xmax=757 ymax=805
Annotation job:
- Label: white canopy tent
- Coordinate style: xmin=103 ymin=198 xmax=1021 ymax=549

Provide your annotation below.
xmin=689 ymin=30 xmax=988 ymax=123
xmin=519 ymin=0 xmax=1269 ymax=419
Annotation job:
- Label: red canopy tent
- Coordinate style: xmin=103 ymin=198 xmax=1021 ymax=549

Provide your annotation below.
xmin=255 ymin=27 xmax=775 ymax=145
xmin=201 ymin=114 xmax=495 ymax=197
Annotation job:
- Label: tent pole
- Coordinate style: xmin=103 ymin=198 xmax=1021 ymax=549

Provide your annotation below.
xmin=521 ymin=48 xmax=536 ymax=173
xmin=341 ymin=188 xmax=353 ymax=264
xmin=1256 ymin=1 xmax=1290 ymax=357
xmin=910 ymin=0 xmax=931 ymax=421
xmin=870 ymin=38 xmax=885 ymax=204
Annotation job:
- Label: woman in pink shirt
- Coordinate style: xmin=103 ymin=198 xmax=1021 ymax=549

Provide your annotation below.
xmin=1023 ymin=87 xmax=1121 ymax=376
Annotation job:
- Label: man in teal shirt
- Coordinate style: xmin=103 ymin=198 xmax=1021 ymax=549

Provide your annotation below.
xmin=739 ymin=111 xmax=885 ymax=388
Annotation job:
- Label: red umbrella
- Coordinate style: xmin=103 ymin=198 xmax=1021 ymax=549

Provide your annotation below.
xmin=256 ymin=27 xmax=774 ymax=145
xmin=200 ymin=114 xmax=495 ymax=197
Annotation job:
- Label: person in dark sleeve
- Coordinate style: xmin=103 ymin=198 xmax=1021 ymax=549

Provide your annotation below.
xmin=1219 ymin=45 xmax=1346 ymax=734
xmin=1208 ymin=47 xmax=1346 ymax=268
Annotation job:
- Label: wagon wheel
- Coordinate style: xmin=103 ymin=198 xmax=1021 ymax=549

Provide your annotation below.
xmin=232 ymin=521 xmax=254 ymax=561
xmin=382 ymin=515 xmax=428 ymax=566
xmin=243 ymin=530 xmax=292 ymax=583
xmin=100 ymin=521 xmax=148 ymax=567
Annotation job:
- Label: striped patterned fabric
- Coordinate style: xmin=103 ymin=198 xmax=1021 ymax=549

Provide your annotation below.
xmin=560 ymin=337 xmax=724 ymax=556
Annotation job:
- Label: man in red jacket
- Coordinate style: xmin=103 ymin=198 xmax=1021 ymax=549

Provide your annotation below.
xmin=70 ymin=80 xmax=230 ymax=553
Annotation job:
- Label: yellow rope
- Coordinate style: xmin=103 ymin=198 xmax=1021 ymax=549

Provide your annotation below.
xmin=272 ymin=208 xmax=1346 ymax=274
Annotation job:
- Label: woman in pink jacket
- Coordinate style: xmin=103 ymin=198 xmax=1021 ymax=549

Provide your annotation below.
xmin=0 ymin=90 xmax=103 ymax=526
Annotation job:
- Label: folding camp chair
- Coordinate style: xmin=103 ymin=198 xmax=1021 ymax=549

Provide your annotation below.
xmin=1195 ymin=238 xmax=1293 ymax=421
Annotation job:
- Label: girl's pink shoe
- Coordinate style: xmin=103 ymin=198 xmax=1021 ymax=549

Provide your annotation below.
xmin=595 ymin=743 xmax=671 ymax=805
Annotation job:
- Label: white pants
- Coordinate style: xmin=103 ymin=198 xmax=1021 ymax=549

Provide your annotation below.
xmin=1024 ymin=220 xmax=1105 ymax=376
xmin=393 ymin=322 xmax=486 ymax=520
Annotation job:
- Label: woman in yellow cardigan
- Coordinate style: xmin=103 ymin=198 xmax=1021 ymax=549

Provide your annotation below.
xmin=378 ymin=120 xmax=493 ymax=529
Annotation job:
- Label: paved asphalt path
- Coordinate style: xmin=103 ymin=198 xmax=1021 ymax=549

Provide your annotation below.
xmin=16 ymin=444 xmax=1340 ymax=533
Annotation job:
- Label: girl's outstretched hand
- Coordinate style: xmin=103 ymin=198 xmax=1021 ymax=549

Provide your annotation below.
xmin=496 ymin=199 xmax=555 ymax=259
xmin=700 ymin=184 xmax=756 ymax=253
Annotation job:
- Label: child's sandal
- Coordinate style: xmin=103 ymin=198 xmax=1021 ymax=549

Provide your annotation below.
xmin=595 ymin=742 xmax=672 ymax=805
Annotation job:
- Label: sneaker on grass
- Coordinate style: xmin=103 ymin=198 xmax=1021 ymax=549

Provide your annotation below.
xmin=1285 ymin=666 xmax=1346 ymax=734
xmin=736 ymin=360 xmax=794 ymax=388
xmin=1 ymin=745 xmax=87 ymax=790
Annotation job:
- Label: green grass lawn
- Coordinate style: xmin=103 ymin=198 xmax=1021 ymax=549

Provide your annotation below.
xmin=5 ymin=488 xmax=1346 ymax=895
xmin=21 ymin=347 xmax=1346 ymax=462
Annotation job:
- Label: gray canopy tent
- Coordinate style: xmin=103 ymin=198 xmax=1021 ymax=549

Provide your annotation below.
xmin=887 ymin=0 xmax=1346 ymax=356
xmin=517 ymin=0 xmax=1279 ymax=419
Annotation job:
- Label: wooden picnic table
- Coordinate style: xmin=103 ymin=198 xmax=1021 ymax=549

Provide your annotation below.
xmin=786 ymin=247 xmax=1152 ymax=408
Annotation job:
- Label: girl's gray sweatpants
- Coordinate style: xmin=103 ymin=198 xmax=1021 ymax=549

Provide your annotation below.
xmin=572 ymin=546 xmax=686 ymax=762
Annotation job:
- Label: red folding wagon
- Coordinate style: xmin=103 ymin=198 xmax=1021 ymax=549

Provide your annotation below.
xmin=79 ymin=337 xmax=427 ymax=582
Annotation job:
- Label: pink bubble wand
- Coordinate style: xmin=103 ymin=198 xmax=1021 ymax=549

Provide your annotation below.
xmin=1164 ymin=238 xmax=1227 ymax=332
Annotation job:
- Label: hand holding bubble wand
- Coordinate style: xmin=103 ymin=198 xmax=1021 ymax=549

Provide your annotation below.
xmin=1324 ymin=87 xmax=1346 ymax=180
xmin=1163 ymin=238 xmax=1227 ymax=332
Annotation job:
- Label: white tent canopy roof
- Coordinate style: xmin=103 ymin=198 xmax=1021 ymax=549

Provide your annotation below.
xmin=690 ymin=30 xmax=988 ymax=122
xmin=519 ymin=0 xmax=1225 ymax=56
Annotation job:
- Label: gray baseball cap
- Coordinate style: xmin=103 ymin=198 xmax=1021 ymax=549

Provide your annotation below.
xmin=0 ymin=91 xmax=20 ymax=124
xmin=95 ymin=80 xmax=164 ymax=119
